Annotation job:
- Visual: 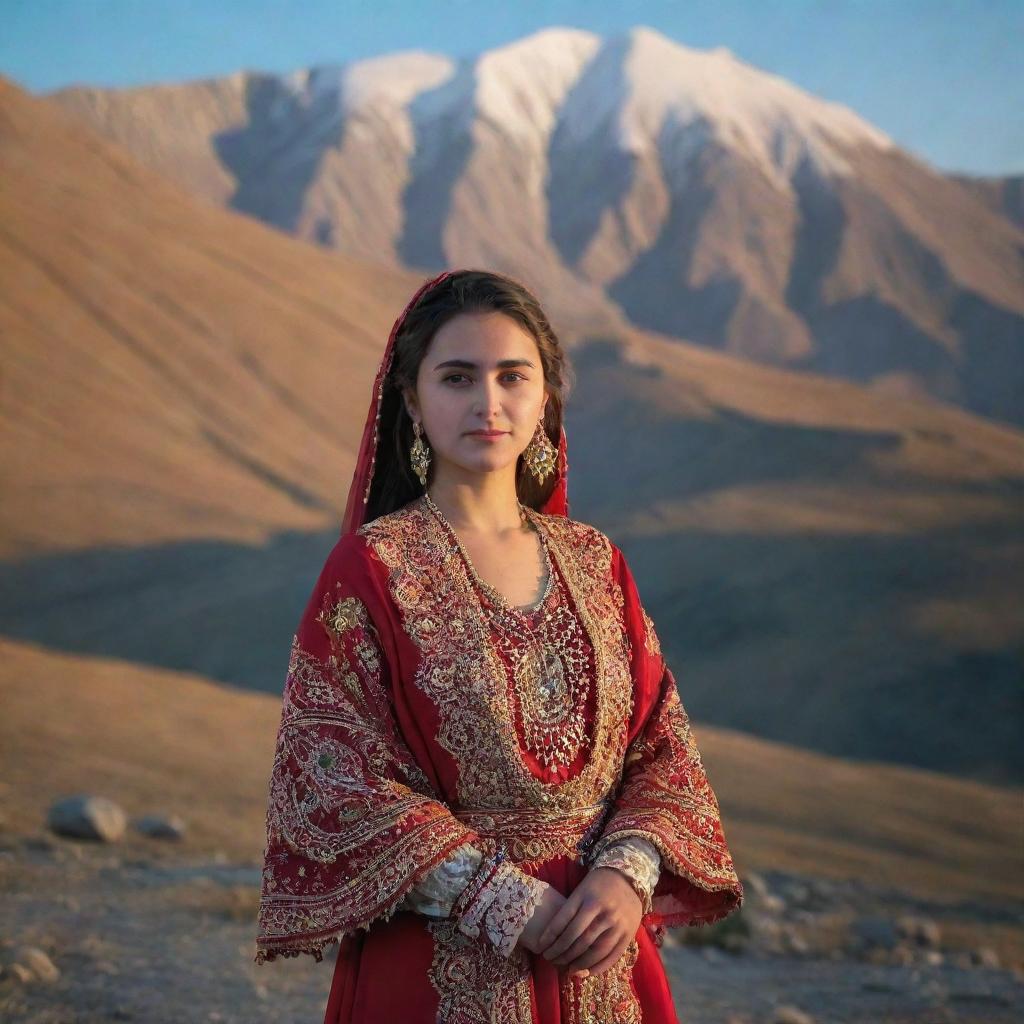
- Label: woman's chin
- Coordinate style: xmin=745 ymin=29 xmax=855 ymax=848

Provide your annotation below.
xmin=444 ymin=449 xmax=522 ymax=478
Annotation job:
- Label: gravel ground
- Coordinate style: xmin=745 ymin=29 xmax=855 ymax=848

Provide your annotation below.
xmin=2 ymin=834 xmax=1022 ymax=1023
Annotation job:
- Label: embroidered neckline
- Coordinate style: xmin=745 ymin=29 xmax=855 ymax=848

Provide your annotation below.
xmin=422 ymin=493 xmax=555 ymax=617
xmin=358 ymin=497 xmax=636 ymax=818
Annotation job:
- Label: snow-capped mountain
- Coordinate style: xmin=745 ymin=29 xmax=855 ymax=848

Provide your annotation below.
xmin=50 ymin=25 xmax=1024 ymax=426
xmin=4 ymin=71 xmax=1024 ymax=783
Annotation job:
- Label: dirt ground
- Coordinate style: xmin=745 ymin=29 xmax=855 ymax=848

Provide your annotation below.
xmin=2 ymin=826 xmax=1022 ymax=1024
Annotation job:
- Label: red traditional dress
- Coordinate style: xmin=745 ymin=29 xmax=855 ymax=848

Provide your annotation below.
xmin=254 ymin=270 xmax=744 ymax=1023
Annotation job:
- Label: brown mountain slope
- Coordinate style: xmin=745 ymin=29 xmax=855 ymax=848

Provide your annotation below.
xmin=3 ymin=73 xmax=1023 ymax=785
xmin=7 ymin=69 xmax=1022 ymax=564
xmin=560 ymin=325 xmax=1024 ymax=784
xmin=0 ymin=74 xmax=427 ymax=558
xmin=953 ymin=172 xmax=1024 ymax=231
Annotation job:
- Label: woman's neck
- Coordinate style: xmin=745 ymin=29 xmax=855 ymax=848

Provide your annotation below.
xmin=425 ymin=474 xmax=524 ymax=534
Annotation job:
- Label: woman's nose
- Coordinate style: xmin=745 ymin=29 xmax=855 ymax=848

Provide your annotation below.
xmin=473 ymin=379 xmax=503 ymax=417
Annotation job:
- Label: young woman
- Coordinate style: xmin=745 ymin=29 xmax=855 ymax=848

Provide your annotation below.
xmin=254 ymin=269 xmax=743 ymax=1023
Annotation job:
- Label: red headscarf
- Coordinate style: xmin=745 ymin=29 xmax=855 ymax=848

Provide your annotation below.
xmin=339 ymin=269 xmax=570 ymax=536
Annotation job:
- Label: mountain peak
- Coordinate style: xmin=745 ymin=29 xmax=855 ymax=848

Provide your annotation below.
xmin=508 ymin=24 xmax=600 ymax=50
xmin=598 ymin=25 xmax=895 ymax=184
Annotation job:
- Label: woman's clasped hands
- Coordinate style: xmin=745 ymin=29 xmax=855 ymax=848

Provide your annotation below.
xmin=516 ymin=867 xmax=644 ymax=978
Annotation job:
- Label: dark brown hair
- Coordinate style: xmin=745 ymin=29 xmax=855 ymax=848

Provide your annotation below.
xmin=365 ymin=269 xmax=573 ymax=523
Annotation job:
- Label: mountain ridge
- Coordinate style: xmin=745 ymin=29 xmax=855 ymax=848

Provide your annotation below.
xmin=46 ymin=24 xmax=1024 ymax=428
xmin=3 ymin=71 xmax=1022 ymax=785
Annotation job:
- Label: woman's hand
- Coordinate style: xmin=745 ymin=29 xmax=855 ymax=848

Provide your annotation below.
xmin=516 ymin=883 xmax=567 ymax=954
xmin=535 ymin=867 xmax=644 ymax=977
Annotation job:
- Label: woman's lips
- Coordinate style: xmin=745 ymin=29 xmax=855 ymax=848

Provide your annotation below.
xmin=467 ymin=430 xmax=509 ymax=441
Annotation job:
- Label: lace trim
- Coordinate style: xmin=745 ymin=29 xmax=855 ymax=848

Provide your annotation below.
xmin=590 ymin=835 xmax=661 ymax=915
xmin=481 ymin=865 xmax=549 ymax=956
xmin=453 ymin=854 xmax=550 ymax=957
xmin=400 ymin=842 xmax=483 ymax=917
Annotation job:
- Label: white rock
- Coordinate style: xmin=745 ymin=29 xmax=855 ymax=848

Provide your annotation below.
xmin=47 ymin=795 xmax=127 ymax=842
xmin=13 ymin=945 xmax=60 ymax=984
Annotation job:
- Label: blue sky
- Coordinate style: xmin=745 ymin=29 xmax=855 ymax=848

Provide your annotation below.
xmin=2 ymin=0 xmax=1021 ymax=176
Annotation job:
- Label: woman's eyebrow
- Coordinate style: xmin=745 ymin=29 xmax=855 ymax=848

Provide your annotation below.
xmin=432 ymin=358 xmax=536 ymax=370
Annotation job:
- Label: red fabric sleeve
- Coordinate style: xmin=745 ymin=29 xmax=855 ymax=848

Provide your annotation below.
xmin=255 ymin=532 xmax=481 ymax=963
xmin=588 ymin=543 xmax=744 ymax=939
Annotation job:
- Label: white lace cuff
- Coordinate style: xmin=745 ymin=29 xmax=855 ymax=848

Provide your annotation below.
xmin=400 ymin=842 xmax=483 ymax=918
xmin=456 ymin=859 xmax=549 ymax=957
xmin=589 ymin=835 xmax=661 ymax=915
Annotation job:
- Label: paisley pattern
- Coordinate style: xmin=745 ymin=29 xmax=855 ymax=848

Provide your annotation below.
xmin=255 ymin=576 xmax=479 ymax=964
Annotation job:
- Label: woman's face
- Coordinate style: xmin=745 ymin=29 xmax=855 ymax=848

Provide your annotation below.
xmin=405 ymin=310 xmax=549 ymax=483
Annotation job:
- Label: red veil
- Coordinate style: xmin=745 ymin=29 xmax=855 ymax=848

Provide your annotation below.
xmin=340 ymin=268 xmax=570 ymax=536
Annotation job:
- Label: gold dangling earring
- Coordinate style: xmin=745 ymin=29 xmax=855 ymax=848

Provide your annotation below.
xmin=523 ymin=419 xmax=557 ymax=484
xmin=410 ymin=420 xmax=431 ymax=487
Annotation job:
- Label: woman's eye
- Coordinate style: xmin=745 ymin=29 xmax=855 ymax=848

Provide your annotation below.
xmin=442 ymin=372 xmax=525 ymax=385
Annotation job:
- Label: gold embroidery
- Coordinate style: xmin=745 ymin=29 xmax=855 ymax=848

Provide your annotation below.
xmin=641 ymin=606 xmax=662 ymax=659
xmin=357 ymin=496 xmax=635 ymax=838
xmin=317 ymin=591 xmax=387 ymax=708
xmin=359 ymin=497 xmax=644 ymax=1019
xmin=586 ymin=671 xmax=743 ymax=927
xmin=256 ymin=587 xmax=476 ymax=963
xmin=486 ymin=579 xmax=592 ymax=772
xmin=565 ymin=938 xmax=642 ymax=1024
xmin=427 ymin=917 xmax=535 ymax=1023
xmin=426 ymin=920 xmax=643 ymax=1024
xmin=356 ymin=499 xmax=634 ymax=851
xmin=424 ymin=493 xmax=590 ymax=771
xmin=324 ymin=594 xmax=363 ymax=633
xmin=452 ymin=802 xmax=610 ymax=863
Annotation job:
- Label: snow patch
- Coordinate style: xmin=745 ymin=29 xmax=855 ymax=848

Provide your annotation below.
xmin=617 ymin=26 xmax=892 ymax=186
xmin=263 ymin=23 xmax=894 ymax=190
